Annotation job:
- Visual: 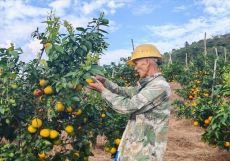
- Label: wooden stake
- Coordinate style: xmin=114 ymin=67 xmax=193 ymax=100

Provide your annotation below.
xmin=131 ymin=39 xmax=134 ymax=51
xmin=112 ymin=68 xmax=114 ymax=78
xmin=204 ymin=32 xmax=207 ymax=65
xmin=224 ymin=47 xmax=227 ymax=62
xmin=211 ymin=48 xmax=218 ymax=98
xmin=186 ymin=53 xmax=188 ymax=67
xmin=96 ymin=24 xmax=100 ymax=65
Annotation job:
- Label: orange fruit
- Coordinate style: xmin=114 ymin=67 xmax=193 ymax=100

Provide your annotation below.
xmin=55 ymin=102 xmax=65 ymax=112
xmin=65 ymin=125 xmax=74 ymax=133
xmin=34 ymin=89 xmax=42 ymax=96
xmin=39 ymin=96 xmax=45 ymax=102
xmin=110 ymin=147 xmax=117 ymax=154
xmin=50 ymin=130 xmax=58 ymax=139
xmin=32 ymin=118 xmax=42 ymax=128
xmin=28 ymin=125 xmax=37 ymax=133
xmin=208 ymin=116 xmax=212 ymax=121
xmin=66 ymin=106 xmax=73 ymax=112
xmin=38 ymin=150 xmax=47 ymax=158
xmin=44 ymin=43 xmax=51 ymax=48
xmin=105 ymin=147 xmax=110 ymax=152
xmin=74 ymin=152 xmax=80 ymax=158
xmin=212 ymin=145 xmax=216 ymax=148
xmin=101 ymin=114 xmax=106 ymax=118
xmin=224 ymin=142 xmax=230 ymax=147
xmin=73 ymin=109 xmax=82 ymax=115
xmin=115 ymin=139 xmax=121 ymax=145
xmin=44 ymin=86 xmax=53 ymax=94
xmin=194 ymin=121 xmax=198 ymax=126
xmin=40 ymin=129 xmax=50 ymax=138
xmin=39 ymin=79 xmax=46 ymax=86
xmin=74 ymin=84 xmax=82 ymax=91
xmin=204 ymin=119 xmax=210 ymax=124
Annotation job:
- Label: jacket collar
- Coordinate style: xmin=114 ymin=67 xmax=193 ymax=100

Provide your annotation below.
xmin=137 ymin=72 xmax=162 ymax=89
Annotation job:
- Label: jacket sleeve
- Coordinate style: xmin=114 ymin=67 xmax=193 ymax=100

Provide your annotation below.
xmin=103 ymin=78 xmax=139 ymax=98
xmin=101 ymin=81 xmax=170 ymax=115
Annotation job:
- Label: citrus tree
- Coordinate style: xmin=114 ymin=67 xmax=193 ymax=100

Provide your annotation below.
xmin=0 ymin=12 xmax=111 ymax=161
xmin=172 ymin=50 xmax=230 ymax=150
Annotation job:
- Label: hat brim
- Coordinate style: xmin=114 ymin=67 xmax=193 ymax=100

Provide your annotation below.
xmin=127 ymin=60 xmax=135 ymax=65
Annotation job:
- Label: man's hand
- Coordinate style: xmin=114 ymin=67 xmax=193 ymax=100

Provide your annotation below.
xmin=86 ymin=76 xmax=105 ymax=93
xmin=95 ymin=74 xmax=106 ymax=84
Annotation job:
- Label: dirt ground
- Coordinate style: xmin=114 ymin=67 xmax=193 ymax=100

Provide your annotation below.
xmin=88 ymin=82 xmax=230 ymax=161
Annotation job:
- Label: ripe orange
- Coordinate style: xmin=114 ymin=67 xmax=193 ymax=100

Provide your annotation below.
xmin=50 ymin=130 xmax=58 ymax=139
xmin=224 ymin=142 xmax=230 ymax=147
xmin=73 ymin=109 xmax=82 ymax=115
xmin=66 ymin=106 xmax=73 ymax=112
xmin=86 ymin=79 xmax=94 ymax=83
xmin=194 ymin=121 xmax=198 ymax=126
xmin=34 ymin=89 xmax=42 ymax=96
xmin=110 ymin=147 xmax=117 ymax=154
xmin=39 ymin=79 xmax=46 ymax=86
xmin=65 ymin=125 xmax=74 ymax=133
xmin=55 ymin=102 xmax=65 ymax=112
xmin=39 ymin=96 xmax=45 ymax=102
xmin=74 ymin=84 xmax=82 ymax=91
xmin=44 ymin=43 xmax=51 ymax=48
xmin=208 ymin=116 xmax=212 ymax=121
xmin=44 ymin=86 xmax=53 ymax=94
xmin=28 ymin=125 xmax=37 ymax=133
xmin=101 ymin=114 xmax=106 ymax=118
xmin=40 ymin=129 xmax=50 ymax=138
xmin=32 ymin=118 xmax=42 ymax=128
xmin=74 ymin=152 xmax=80 ymax=158
xmin=115 ymin=139 xmax=121 ymax=145
xmin=204 ymin=119 xmax=210 ymax=124
xmin=38 ymin=150 xmax=47 ymax=158
xmin=212 ymin=145 xmax=216 ymax=148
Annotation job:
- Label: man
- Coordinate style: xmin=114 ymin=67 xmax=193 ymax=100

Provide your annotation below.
xmin=87 ymin=44 xmax=171 ymax=161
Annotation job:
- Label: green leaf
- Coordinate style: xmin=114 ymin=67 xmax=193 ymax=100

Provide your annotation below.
xmin=106 ymin=112 xmax=113 ymax=119
xmin=76 ymin=27 xmax=85 ymax=32
xmin=8 ymin=62 xmax=15 ymax=68
xmin=10 ymin=83 xmax=17 ymax=89
xmin=39 ymin=59 xmax=48 ymax=67
xmin=83 ymin=73 xmax=91 ymax=79
xmin=71 ymin=96 xmax=80 ymax=101
xmin=45 ymin=44 xmax=52 ymax=55
xmin=98 ymin=29 xmax=108 ymax=34
xmin=54 ymin=45 xmax=64 ymax=54
xmin=9 ymin=51 xmax=18 ymax=58
xmin=64 ymin=72 xmax=75 ymax=77
xmin=83 ymin=66 xmax=91 ymax=71
xmin=56 ymin=85 xmax=63 ymax=93
xmin=81 ymin=45 xmax=87 ymax=52
xmin=85 ymin=41 xmax=92 ymax=51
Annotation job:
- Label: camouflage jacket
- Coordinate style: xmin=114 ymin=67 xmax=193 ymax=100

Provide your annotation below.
xmin=101 ymin=72 xmax=171 ymax=161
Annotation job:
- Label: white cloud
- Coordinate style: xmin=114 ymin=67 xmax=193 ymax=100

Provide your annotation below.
xmin=81 ymin=0 xmax=108 ymax=15
xmin=132 ymin=5 xmax=160 ymax=15
xmin=196 ymin=0 xmax=230 ymax=16
xmin=173 ymin=5 xmax=186 ymax=12
xmin=49 ymin=0 xmax=72 ymax=16
xmin=0 ymin=40 xmax=12 ymax=48
xmin=110 ymin=9 xmax=116 ymax=14
xmin=107 ymin=1 xmax=125 ymax=8
xmin=100 ymin=49 xmax=133 ymax=65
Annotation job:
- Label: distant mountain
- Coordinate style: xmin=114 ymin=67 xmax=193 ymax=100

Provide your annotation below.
xmin=162 ymin=33 xmax=230 ymax=65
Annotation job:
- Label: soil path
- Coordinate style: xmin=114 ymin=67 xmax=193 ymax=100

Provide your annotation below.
xmin=88 ymin=82 xmax=230 ymax=161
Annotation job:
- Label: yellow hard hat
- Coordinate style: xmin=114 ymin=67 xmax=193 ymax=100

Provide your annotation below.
xmin=127 ymin=44 xmax=163 ymax=65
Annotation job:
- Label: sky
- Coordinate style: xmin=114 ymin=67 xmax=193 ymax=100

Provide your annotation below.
xmin=0 ymin=0 xmax=230 ymax=66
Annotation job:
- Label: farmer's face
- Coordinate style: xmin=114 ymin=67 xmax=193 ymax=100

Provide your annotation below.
xmin=133 ymin=58 xmax=149 ymax=78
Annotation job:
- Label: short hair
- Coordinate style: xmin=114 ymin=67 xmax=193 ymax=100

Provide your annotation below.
xmin=152 ymin=57 xmax=162 ymax=65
